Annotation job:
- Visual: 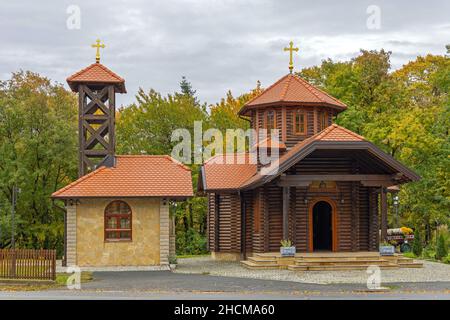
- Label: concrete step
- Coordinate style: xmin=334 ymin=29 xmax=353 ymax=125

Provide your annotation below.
xmin=398 ymin=261 xmax=423 ymax=268
xmin=289 ymin=263 xmax=399 ymax=271
xmin=247 ymin=256 xmax=278 ymax=265
xmin=240 ymin=261 xmax=279 ymax=270
xmin=294 ymin=259 xmax=391 ymax=266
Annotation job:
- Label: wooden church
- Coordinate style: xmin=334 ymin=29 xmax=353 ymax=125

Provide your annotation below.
xmin=199 ymin=42 xmax=420 ymax=265
xmin=52 ymin=41 xmax=193 ymax=269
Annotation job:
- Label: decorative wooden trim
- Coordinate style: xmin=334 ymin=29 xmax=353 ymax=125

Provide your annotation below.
xmin=282 ymin=186 xmax=290 ymax=239
xmin=308 ymin=197 xmax=338 ymax=252
xmin=292 ymin=109 xmax=308 ymax=136
xmin=380 ymin=187 xmax=388 ymax=242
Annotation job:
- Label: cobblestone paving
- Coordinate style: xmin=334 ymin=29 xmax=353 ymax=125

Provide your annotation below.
xmin=174 ymin=256 xmax=450 ymax=284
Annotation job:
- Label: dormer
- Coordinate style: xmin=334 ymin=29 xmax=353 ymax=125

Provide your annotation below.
xmin=239 ymin=73 xmax=347 ymax=149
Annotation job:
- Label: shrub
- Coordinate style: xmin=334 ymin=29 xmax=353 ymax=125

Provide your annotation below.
xmin=176 ymin=228 xmax=207 ymax=256
xmin=442 ymin=254 xmax=450 ymax=264
xmin=436 ymin=233 xmax=448 ymax=260
xmin=422 ymin=246 xmax=436 ymax=259
xmin=403 ymin=252 xmax=416 ymax=259
xmin=412 ymin=229 xmax=422 ymax=256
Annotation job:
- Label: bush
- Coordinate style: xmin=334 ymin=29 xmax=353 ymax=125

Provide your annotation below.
xmin=412 ymin=229 xmax=422 ymax=256
xmin=422 ymin=246 xmax=436 ymax=259
xmin=403 ymin=252 xmax=416 ymax=259
xmin=442 ymin=254 xmax=450 ymax=264
xmin=436 ymin=233 xmax=448 ymax=260
xmin=176 ymin=228 xmax=207 ymax=256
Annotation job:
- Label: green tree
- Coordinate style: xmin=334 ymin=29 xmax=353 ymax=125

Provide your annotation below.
xmin=0 ymin=71 xmax=77 ymax=253
xmin=412 ymin=229 xmax=422 ymax=256
xmin=436 ymin=233 xmax=448 ymax=260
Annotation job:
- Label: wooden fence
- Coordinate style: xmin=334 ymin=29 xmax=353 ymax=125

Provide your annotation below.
xmin=0 ymin=249 xmax=56 ymax=281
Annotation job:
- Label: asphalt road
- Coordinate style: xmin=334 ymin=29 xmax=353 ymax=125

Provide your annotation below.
xmin=0 ymin=271 xmax=449 ymax=300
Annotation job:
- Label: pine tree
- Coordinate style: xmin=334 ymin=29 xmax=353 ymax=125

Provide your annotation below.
xmin=412 ymin=229 xmax=422 ymax=256
xmin=179 ymin=76 xmax=199 ymax=105
xmin=436 ymin=233 xmax=448 ymax=260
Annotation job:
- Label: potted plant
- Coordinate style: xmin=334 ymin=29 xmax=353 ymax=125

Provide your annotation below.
xmin=379 ymin=241 xmax=395 ymax=256
xmin=280 ymin=239 xmax=296 ymax=257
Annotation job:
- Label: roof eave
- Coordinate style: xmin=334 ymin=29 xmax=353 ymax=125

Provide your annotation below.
xmin=239 ymin=101 xmax=347 ymax=116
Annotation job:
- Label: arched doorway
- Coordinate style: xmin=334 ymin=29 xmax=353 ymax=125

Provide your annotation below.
xmin=312 ymin=201 xmax=332 ymax=250
xmin=308 ymin=198 xmax=337 ymax=252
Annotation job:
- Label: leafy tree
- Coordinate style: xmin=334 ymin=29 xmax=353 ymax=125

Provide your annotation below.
xmin=0 ymin=71 xmax=77 ymax=253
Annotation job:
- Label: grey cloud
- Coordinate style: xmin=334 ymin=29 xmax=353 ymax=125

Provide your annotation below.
xmin=0 ymin=0 xmax=449 ymax=106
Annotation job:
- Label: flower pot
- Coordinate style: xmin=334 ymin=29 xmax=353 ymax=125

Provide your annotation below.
xmin=379 ymin=245 xmax=395 ymax=256
xmin=280 ymin=246 xmax=296 ymax=257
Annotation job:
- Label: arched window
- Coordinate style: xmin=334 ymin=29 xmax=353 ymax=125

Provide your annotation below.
xmin=265 ymin=109 xmax=276 ymax=132
xmin=104 ymin=200 xmax=132 ymax=241
xmin=293 ymin=109 xmax=307 ymax=135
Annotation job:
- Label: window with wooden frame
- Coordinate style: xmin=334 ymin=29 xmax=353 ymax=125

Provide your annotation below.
xmin=265 ymin=109 xmax=276 ymax=132
xmin=293 ymin=109 xmax=307 ymax=135
xmin=104 ymin=200 xmax=132 ymax=241
xmin=319 ymin=111 xmax=328 ymax=131
xmin=253 ymin=191 xmax=261 ymax=233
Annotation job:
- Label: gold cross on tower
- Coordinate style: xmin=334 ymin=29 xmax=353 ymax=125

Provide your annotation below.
xmin=91 ymin=39 xmax=105 ymax=63
xmin=283 ymin=41 xmax=299 ymax=73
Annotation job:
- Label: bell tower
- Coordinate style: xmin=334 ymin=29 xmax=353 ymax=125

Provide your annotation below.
xmin=67 ymin=40 xmax=126 ymax=177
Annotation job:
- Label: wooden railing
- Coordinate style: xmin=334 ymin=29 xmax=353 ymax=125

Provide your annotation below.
xmin=0 ymin=249 xmax=56 ymax=281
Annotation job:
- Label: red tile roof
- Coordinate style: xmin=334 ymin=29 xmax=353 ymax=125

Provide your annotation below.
xmin=200 ymin=153 xmax=257 ymax=191
xmin=255 ymin=137 xmax=287 ymax=150
xmin=52 ymin=155 xmax=193 ymax=198
xmin=67 ymin=63 xmax=126 ymax=93
xmin=239 ymin=73 xmax=346 ymax=115
xmin=240 ymin=124 xmax=419 ymax=189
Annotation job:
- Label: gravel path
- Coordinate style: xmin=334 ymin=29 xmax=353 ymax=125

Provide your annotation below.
xmin=174 ymin=256 xmax=450 ymax=284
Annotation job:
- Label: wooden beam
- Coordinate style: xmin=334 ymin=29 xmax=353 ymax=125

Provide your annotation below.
xmin=280 ymin=174 xmax=393 ymax=182
xmin=278 ymin=174 xmax=394 ymax=187
xmin=380 ymin=187 xmax=388 ymax=242
xmin=282 ymin=186 xmax=289 ymax=240
xmin=214 ymin=194 xmax=220 ymax=252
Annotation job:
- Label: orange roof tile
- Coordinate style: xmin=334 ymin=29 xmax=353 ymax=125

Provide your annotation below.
xmin=201 ymin=153 xmax=257 ymax=191
xmin=239 ymin=73 xmax=346 ymax=115
xmin=254 ymin=137 xmax=287 ymax=150
xmin=52 ymin=155 xmax=193 ymax=198
xmin=240 ymin=124 xmax=419 ymax=189
xmin=67 ymin=63 xmax=126 ymax=93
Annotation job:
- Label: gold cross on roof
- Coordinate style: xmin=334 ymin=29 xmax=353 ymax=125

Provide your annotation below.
xmin=283 ymin=41 xmax=299 ymax=73
xmin=91 ymin=39 xmax=105 ymax=63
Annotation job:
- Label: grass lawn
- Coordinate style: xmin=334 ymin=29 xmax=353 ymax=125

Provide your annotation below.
xmin=176 ymin=254 xmax=210 ymax=259
xmin=0 ymin=272 xmax=93 ymax=291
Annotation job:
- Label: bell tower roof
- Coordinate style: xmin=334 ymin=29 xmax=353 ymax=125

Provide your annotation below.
xmin=67 ymin=62 xmax=126 ymax=93
xmin=239 ymin=73 xmax=346 ymax=116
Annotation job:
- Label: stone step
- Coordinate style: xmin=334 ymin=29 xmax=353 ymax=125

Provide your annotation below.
xmin=294 ymin=259 xmax=391 ymax=266
xmin=240 ymin=261 xmax=279 ymax=270
xmin=289 ymin=263 xmax=399 ymax=271
xmin=247 ymin=256 xmax=278 ymax=265
xmin=398 ymin=261 xmax=423 ymax=268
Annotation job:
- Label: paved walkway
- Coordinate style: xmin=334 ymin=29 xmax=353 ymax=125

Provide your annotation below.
xmin=174 ymin=256 xmax=450 ymax=284
xmin=0 ymin=271 xmax=449 ymax=299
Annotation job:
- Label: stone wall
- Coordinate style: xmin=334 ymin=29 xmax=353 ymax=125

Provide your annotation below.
xmin=159 ymin=199 xmax=169 ymax=266
xmin=66 ymin=203 xmax=77 ymax=266
xmin=75 ymin=198 xmax=161 ymax=267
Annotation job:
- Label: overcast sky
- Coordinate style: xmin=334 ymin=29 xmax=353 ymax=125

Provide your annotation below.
xmin=0 ymin=0 xmax=448 ymax=107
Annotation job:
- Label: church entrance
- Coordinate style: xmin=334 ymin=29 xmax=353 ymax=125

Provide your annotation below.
xmin=312 ymin=201 xmax=333 ymax=251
